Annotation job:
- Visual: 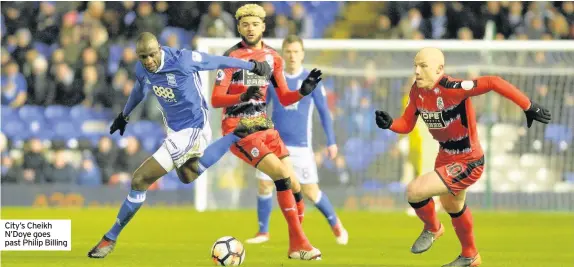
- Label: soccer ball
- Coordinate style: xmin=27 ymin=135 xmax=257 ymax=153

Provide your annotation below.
xmin=211 ymin=236 xmax=245 ymax=266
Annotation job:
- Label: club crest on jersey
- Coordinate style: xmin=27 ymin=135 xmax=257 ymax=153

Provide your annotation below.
xmin=421 ymin=112 xmax=447 ymax=129
xmin=166 ymin=73 xmax=177 ymax=87
xmin=251 ymin=147 xmax=260 ymax=157
xmin=437 ymin=97 xmax=444 ymax=110
xmin=216 ymin=70 xmax=225 ymax=81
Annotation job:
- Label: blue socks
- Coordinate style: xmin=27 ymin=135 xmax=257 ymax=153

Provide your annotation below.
xmin=105 ymin=190 xmax=146 ymax=241
xmin=257 ymin=193 xmax=273 ymax=234
xmin=197 ymin=133 xmax=239 ymax=174
xmin=315 ymin=191 xmax=338 ymax=227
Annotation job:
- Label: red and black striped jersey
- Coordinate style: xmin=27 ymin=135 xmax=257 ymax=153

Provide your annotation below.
xmin=390 ymin=75 xmax=531 ymax=162
xmin=211 ymin=41 xmax=302 ymax=135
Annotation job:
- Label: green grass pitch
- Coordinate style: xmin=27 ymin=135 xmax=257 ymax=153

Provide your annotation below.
xmin=1 ymin=207 xmax=573 ymax=266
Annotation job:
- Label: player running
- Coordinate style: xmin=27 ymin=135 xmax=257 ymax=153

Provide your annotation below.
xmin=210 ymin=4 xmax=323 ymax=260
xmin=374 ymin=47 xmax=551 ymax=267
xmin=87 ymin=32 xmax=272 ymax=258
xmin=245 ymin=35 xmax=348 ymax=246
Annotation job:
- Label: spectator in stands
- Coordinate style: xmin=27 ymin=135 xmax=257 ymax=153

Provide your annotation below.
xmin=2 ymin=3 xmax=33 ymax=36
xmin=78 ymin=153 xmax=103 ymax=186
xmin=424 ymin=2 xmax=450 ymax=39
xmin=82 ymin=65 xmax=111 ymax=108
xmin=49 ymin=48 xmax=65 ymax=77
xmin=1 ymin=47 xmax=11 ymax=66
xmin=563 ymin=2 xmax=574 ymax=25
xmin=397 ymin=8 xmax=423 ymax=39
xmin=290 ymin=3 xmax=313 ymax=38
xmin=549 ymin=14 xmax=570 ymax=39
xmin=35 ymin=2 xmax=60 ymax=45
xmin=525 ymin=16 xmax=546 ymax=39
xmin=26 ymin=56 xmax=56 ymax=106
xmin=12 ymin=28 xmax=32 ymax=69
xmin=81 ymin=47 xmax=106 ymax=79
xmin=457 ymin=27 xmax=474 ymax=40
xmin=21 ymin=49 xmax=39 ymax=79
xmin=507 ymin=1 xmax=526 ymax=38
xmin=94 ymin=136 xmax=118 ymax=184
xmin=274 ymin=15 xmax=295 ymax=39
xmin=262 ymin=2 xmax=277 ymax=37
xmin=45 ymin=150 xmax=77 ymax=184
xmin=371 ymin=15 xmax=399 ymax=39
xmin=132 ymin=2 xmax=164 ymax=37
xmin=1 ymin=60 xmax=27 ymax=108
xmin=53 ymin=63 xmax=83 ymax=106
xmin=447 ymin=2 xmax=479 ymax=39
xmin=1 ymin=153 xmax=21 ymax=184
xmin=59 ymin=25 xmax=85 ymax=68
xmin=482 ymin=1 xmax=510 ymax=38
xmin=119 ymin=47 xmax=137 ymax=78
xmin=22 ymin=138 xmax=47 ymax=184
xmin=88 ymin=26 xmax=110 ymax=63
xmin=197 ymin=2 xmax=235 ymax=38
xmin=82 ymin=1 xmax=106 ymax=36
xmin=115 ymin=136 xmax=149 ymax=177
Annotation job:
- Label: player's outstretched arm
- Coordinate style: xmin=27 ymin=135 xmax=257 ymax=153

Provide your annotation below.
xmin=375 ymin=91 xmax=418 ymax=134
xmin=186 ymin=50 xmax=271 ymax=76
xmin=462 ymin=76 xmax=552 ymax=127
xmin=111 ymin=79 xmax=145 ymax=135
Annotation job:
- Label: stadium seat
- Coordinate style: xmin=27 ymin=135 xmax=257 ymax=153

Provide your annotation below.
xmin=18 ymin=105 xmax=45 ymax=121
xmin=44 ymin=105 xmax=70 ymax=122
xmin=70 ymin=105 xmax=95 ymax=121
xmin=544 ymin=124 xmax=573 ymax=144
xmin=53 ymin=121 xmax=80 ymax=140
xmin=1 ymin=105 xmax=16 ymax=119
xmin=2 ymin=118 xmax=28 ymax=139
xmin=344 ymin=137 xmax=373 ymax=171
xmin=140 ymin=135 xmax=162 ymax=153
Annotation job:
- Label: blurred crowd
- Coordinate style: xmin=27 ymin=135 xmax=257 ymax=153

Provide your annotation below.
xmin=1 ymin=1 xmax=573 ymax=188
xmin=367 ymin=1 xmax=574 ymax=40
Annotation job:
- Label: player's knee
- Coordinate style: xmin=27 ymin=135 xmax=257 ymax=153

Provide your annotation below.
xmin=258 ymin=180 xmax=274 ymax=195
xmin=440 ymin=198 xmax=465 ymax=213
xmin=302 ymin=185 xmax=319 ymax=202
xmin=406 ymin=182 xmax=425 ymax=202
xmin=267 ymin=165 xmax=290 ymax=181
xmin=131 ymin=171 xmax=149 ymax=190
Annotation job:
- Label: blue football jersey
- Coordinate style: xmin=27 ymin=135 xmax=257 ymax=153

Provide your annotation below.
xmin=123 ymin=46 xmax=253 ymax=131
xmin=267 ymin=68 xmax=336 ymax=148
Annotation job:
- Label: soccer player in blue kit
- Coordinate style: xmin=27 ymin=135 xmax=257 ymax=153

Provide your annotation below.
xmin=245 ymin=35 xmax=349 ymax=245
xmin=88 ymin=32 xmax=271 ymax=258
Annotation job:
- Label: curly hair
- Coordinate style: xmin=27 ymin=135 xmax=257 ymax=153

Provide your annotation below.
xmin=235 ymin=4 xmax=266 ymax=21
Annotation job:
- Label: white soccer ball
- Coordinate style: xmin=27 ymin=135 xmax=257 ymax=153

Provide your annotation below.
xmin=211 ymin=236 xmax=246 ymax=266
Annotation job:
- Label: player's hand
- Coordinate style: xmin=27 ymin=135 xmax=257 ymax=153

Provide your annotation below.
xmin=375 ymin=110 xmax=393 ymax=129
xmin=524 ymin=101 xmax=551 ymax=128
xmin=110 ymin=112 xmax=129 ymax=136
xmin=326 ymin=144 xmax=338 ymax=160
xmin=240 ymin=86 xmax=263 ymax=102
xmin=299 ymin=68 xmax=323 ymax=96
xmin=250 ymin=60 xmax=271 ymax=77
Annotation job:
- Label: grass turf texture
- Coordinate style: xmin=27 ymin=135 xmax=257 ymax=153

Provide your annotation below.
xmin=1 ymin=208 xmax=573 ymax=267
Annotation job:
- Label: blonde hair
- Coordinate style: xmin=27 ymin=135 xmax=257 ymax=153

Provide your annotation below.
xmin=235 ymin=4 xmax=266 ymax=21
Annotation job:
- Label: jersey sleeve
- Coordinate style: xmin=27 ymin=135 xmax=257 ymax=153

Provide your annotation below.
xmin=312 ymin=83 xmax=336 ymax=146
xmin=183 ymin=50 xmax=254 ymax=73
xmin=462 ymin=76 xmax=531 ymax=110
xmin=389 ymin=87 xmax=419 ymax=134
xmin=211 ymin=67 xmax=243 ymax=108
xmin=270 ymin=54 xmax=303 ymax=106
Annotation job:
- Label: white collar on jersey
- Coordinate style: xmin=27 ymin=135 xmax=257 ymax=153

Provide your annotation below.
xmin=154 ymin=49 xmax=166 ymax=73
xmin=284 ymin=67 xmax=304 ymax=79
